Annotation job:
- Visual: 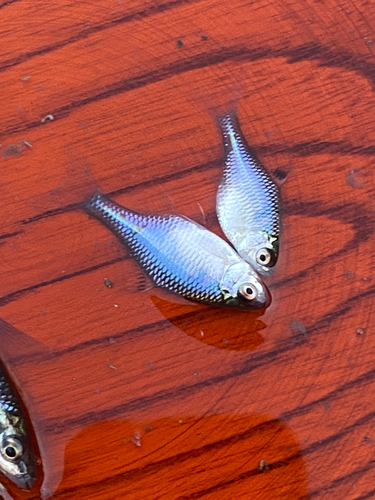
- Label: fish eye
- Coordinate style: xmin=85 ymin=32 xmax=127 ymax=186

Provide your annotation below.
xmin=256 ymin=248 xmax=272 ymax=266
xmin=1 ymin=438 xmax=23 ymax=462
xmin=239 ymin=283 xmax=258 ymax=300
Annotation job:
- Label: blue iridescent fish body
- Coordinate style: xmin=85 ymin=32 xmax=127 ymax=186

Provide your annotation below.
xmin=86 ymin=193 xmax=271 ymax=310
xmin=217 ymin=112 xmax=280 ymax=274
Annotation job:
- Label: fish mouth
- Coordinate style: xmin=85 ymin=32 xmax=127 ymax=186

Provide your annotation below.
xmin=22 ymin=473 xmax=36 ymax=490
xmin=254 ymin=287 xmax=272 ymax=309
xmin=10 ymin=472 xmax=36 ymax=491
xmin=10 ymin=460 xmax=37 ymax=490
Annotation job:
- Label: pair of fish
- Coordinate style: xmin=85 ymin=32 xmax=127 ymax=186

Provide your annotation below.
xmin=85 ymin=112 xmax=281 ymax=311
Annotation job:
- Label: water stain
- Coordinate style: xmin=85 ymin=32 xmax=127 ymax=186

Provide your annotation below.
xmin=346 ymin=168 xmax=366 ymax=189
xmin=290 ymin=318 xmax=307 ymax=338
xmin=151 ymin=295 xmax=266 ymax=351
xmin=51 ymin=414 xmax=309 ymax=499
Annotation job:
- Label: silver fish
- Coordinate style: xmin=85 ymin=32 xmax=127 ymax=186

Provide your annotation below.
xmin=0 ymin=360 xmax=38 ymax=490
xmin=86 ymin=193 xmax=271 ymax=310
xmin=216 ymin=112 xmax=280 ymax=274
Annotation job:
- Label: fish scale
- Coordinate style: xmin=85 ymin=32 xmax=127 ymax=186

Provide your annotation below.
xmin=0 ymin=371 xmax=19 ymax=414
xmin=85 ymin=193 xmax=271 ymax=310
xmin=217 ymin=113 xmax=281 ymax=274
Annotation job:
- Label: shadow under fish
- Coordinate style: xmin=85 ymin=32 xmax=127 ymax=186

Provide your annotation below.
xmin=151 ymin=295 xmax=266 ymax=351
xmin=84 ymin=192 xmax=271 ymax=311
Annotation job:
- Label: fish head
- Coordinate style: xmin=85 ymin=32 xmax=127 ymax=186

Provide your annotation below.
xmin=0 ymin=425 xmax=37 ymax=489
xmin=222 ymin=263 xmax=271 ymax=310
xmin=238 ymin=232 xmax=278 ymax=274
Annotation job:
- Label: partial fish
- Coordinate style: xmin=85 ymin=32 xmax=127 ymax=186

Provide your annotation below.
xmin=216 ymin=112 xmax=280 ymax=274
xmin=0 ymin=360 xmax=38 ymax=490
xmin=85 ymin=193 xmax=271 ymax=310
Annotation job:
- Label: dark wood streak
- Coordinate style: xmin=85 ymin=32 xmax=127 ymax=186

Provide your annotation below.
xmin=3 ymin=42 xmax=375 ymax=140
xmin=0 ymin=230 xmax=23 ymax=240
xmin=174 ymin=458 xmax=293 ymax=500
xmin=273 ymin=201 xmax=374 ymax=289
xmin=308 ymin=461 xmax=375 ymax=498
xmin=9 ymin=303 xmax=234 ymax=366
xmin=0 ymin=256 xmax=127 ymax=306
xmin=282 ymin=377 xmax=375 ymax=426
xmin=0 ymin=47 xmax=267 ymax=139
xmin=287 ymin=43 xmax=375 ymax=92
xmin=19 ymin=159 xmax=220 ymax=226
xmin=0 ymin=0 xmax=22 ymax=11
xmin=0 ymin=0 xmax=203 ymax=73
xmin=353 ymin=489 xmax=375 ymax=500
xmin=258 ymin=140 xmax=375 ymax=157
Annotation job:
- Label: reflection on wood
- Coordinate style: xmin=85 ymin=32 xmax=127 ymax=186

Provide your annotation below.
xmin=1 ymin=0 xmax=375 ymax=498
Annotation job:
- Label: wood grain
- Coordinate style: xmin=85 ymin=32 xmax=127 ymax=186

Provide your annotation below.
xmin=1 ymin=0 xmax=375 ymax=498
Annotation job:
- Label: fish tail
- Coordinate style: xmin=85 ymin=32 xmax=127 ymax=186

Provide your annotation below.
xmin=218 ymin=111 xmax=238 ymax=137
xmin=217 ymin=110 xmax=247 ymax=154
xmin=85 ymin=191 xmax=111 ymax=219
xmin=85 ymin=192 xmax=138 ymax=241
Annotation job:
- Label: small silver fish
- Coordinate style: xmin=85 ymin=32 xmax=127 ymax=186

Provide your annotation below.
xmin=216 ymin=112 xmax=280 ymax=274
xmin=0 ymin=361 xmax=38 ymax=490
xmin=86 ymin=193 xmax=271 ymax=310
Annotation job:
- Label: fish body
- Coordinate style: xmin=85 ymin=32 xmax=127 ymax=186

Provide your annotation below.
xmin=86 ymin=193 xmax=271 ymax=310
xmin=0 ymin=361 xmax=37 ymax=490
xmin=217 ymin=113 xmax=280 ymax=274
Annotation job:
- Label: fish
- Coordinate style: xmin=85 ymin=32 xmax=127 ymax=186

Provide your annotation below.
xmin=0 ymin=360 xmax=38 ymax=490
xmin=216 ymin=112 xmax=281 ymax=274
xmin=85 ymin=193 xmax=271 ymax=310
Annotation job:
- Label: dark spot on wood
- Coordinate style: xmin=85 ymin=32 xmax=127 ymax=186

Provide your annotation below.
xmin=274 ymin=167 xmax=288 ymax=180
xmin=177 ymin=39 xmax=184 ymax=48
xmin=290 ymin=319 xmax=307 ymax=337
xmin=1 ymin=141 xmax=27 ymax=158
xmin=104 ymin=278 xmax=113 ymax=288
xmin=347 ymin=168 xmax=366 ymax=189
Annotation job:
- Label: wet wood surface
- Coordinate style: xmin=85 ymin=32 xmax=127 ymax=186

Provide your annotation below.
xmin=1 ymin=0 xmax=375 ymax=498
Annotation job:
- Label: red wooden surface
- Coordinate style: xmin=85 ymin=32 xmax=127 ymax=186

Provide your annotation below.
xmin=1 ymin=0 xmax=375 ymax=498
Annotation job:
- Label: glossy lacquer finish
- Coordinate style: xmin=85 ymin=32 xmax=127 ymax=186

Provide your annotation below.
xmin=0 ymin=0 xmax=375 ymax=498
